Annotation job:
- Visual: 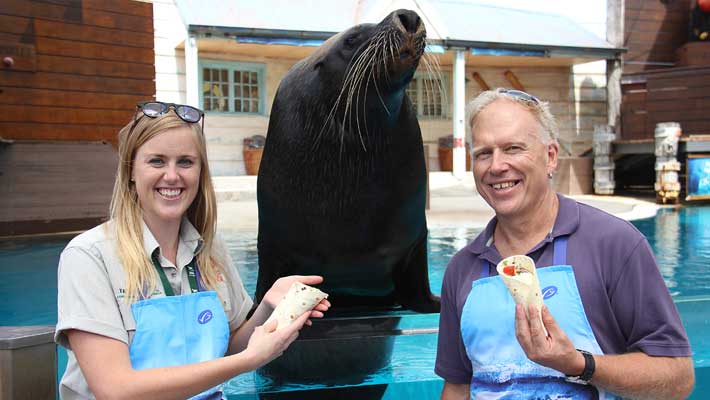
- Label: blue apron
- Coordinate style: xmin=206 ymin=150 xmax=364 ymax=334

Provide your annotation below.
xmin=129 ymin=254 xmax=230 ymax=400
xmin=461 ymin=237 xmax=618 ymax=399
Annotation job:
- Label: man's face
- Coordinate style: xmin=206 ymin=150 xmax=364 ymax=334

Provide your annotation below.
xmin=471 ymin=99 xmax=558 ymax=219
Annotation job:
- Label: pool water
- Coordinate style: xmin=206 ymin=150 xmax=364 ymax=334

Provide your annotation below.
xmin=2 ymin=206 xmax=710 ymax=398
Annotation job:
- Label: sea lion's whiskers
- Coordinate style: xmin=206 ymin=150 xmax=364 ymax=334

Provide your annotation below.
xmin=316 ymin=27 xmax=417 ymax=157
xmin=352 ymin=44 xmax=381 ymax=151
xmin=372 ymin=65 xmax=391 ymax=116
xmin=362 ymin=32 xmax=392 ymax=120
xmin=344 ymin=46 xmax=375 ymax=137
xmin=386 ymin=31 xmax=398 ymax=84
xmin=347 ymin=35 xmax=386 ymax=142
xmin=367 ymin=32 xmax=391 ymax=121
xmin=421 ymin=46 xmax=445 ymax=99
xmin=316 ymin=44 xmax=375 ymax=152
xmin=340 ymin=45 xmax=375 ymax=154
xmin=359 ymin=32 xmax=397 ymax=154
xmin=342 ymin=44 xmax=375 ymax=122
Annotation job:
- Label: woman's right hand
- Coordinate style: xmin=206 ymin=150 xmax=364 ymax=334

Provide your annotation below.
xmin=242 ymin=311 xmax=310 ymax=369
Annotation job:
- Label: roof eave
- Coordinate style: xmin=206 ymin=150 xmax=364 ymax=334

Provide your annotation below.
xmin=190 ymin=25 xmax=337 ymax=41
xmin=437 ymin=39 xmax=626 ymax=60
xmin=189 ymin=25 xmax=626 ymax=60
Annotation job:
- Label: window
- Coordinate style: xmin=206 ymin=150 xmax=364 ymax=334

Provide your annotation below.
xmin=200 ymin=62 xmax=265 ymax=114
xmin=405 ymin=75 xmax=448 ymax=118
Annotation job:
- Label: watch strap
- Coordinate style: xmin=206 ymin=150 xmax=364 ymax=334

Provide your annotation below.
xmin=565 ymin=349 xmax=596 ymax=384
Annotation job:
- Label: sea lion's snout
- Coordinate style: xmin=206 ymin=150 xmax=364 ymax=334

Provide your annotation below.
xmin=384 ymin=9 xmax=426 ymax=70
xmin=392 ymin=9 xmax=424 ymax=35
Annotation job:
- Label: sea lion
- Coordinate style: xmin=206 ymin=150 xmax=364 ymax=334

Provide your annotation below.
xmin=256 ymin=8 xmax=440 ymax=315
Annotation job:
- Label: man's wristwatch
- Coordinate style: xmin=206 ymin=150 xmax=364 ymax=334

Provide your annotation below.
xmin=564 ymin=349 xmax=596 ymax=385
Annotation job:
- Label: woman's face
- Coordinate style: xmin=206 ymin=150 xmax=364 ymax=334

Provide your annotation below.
xmin=132 ymin=126 xmax=202 ymax=228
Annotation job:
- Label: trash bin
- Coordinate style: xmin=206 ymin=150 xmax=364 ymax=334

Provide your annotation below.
xmin=438 ymin=134 xmax=470 ymax=171
xmin=243 ymin=135 xmax=266 ymax=175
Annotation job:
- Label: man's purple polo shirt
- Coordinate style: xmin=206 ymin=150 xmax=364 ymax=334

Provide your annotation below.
xmin=435 ymin=194 xmax=691 ymax=384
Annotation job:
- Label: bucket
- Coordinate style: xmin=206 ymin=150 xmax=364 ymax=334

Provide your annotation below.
xmin=243 ymin=135 xmax=266 ymax=175
xmin=243 ymin=148 xmax=263 ymax=175
xmin=437 ymin=147 xmax=470 ymax=171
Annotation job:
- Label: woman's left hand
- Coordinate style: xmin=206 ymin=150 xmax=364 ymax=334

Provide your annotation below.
xmin=263 ymin=275 xmax=331 ymax=326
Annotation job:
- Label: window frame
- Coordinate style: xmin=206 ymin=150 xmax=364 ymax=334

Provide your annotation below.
xmin=198 ymin=60 xmax=266 ymax=115
xmin=406 ymin=73 xmax=449 ymax=120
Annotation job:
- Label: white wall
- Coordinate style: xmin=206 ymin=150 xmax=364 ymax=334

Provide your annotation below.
xmin=153 ymin=0 xmax=187 ymax=104
xmin=153 ymin=0 xmax=287 ymax=176
xmin=461 ymin=0 xmax=610 ymax=156
xmin=153 ymin=0 xmax=610 ymax=175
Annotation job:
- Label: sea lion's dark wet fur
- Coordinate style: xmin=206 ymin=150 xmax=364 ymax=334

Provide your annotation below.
xmin=256 ymin=9 xmax=440 ymax=314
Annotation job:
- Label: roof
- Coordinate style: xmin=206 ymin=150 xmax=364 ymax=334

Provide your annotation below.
xmin=175 ymin=0 xmax=623 ymax=59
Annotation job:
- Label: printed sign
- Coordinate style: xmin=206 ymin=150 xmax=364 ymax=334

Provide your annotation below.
xmin=686 ymin=155 xmax=710 ymax=200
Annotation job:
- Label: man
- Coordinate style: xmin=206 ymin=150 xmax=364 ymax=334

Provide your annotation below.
xmin=435 ymin=89 xmax=694 ymax=399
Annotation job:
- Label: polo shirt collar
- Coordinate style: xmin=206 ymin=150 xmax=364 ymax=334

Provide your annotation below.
xmin=466 ymin=193 xmax=580 ymax=260
xmin=141 ymin=217 xmax=204 ymax=261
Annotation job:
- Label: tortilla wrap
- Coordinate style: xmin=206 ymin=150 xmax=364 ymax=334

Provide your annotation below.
xmin=266 ymin=282 xmax=329 ymax=330
xmin=496 ymin=255 xmax=548 ymax=337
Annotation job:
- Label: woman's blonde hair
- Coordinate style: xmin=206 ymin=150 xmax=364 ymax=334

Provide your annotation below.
xmin=109 ymin=110 xmax=224 ymax=303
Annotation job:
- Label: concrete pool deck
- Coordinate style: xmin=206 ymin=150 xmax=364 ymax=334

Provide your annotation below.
xmin=214 ymin=172 xmax=661 ymax=232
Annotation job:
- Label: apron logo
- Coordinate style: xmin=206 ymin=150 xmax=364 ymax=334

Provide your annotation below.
xmin=542 ymin=286 xmax=558 ymax=299
xmin=197 ymin=309 xmax=213 ymax=324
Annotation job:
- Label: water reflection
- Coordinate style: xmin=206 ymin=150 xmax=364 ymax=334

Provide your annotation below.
xmin=654 ymin=209 xmax=681 ymax=291
xmin=631 ymin=207 xmax=710 ymax=298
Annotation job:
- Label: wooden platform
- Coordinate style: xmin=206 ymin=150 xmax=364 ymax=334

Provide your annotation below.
xmin=0 ymin=141 xmax=117 ymax=236
xmin=614 ymin=136 xmax=710 ymax=155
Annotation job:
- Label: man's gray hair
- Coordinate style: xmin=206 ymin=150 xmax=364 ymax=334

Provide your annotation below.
xmin=466 ymin=88 xmax=559 ymax=145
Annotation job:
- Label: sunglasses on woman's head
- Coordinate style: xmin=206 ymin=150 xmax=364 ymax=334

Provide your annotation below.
xmin=496 ymin=88 xmax=540 ymax=105
xmin=134 ymin=101 xmax=205 ymax=132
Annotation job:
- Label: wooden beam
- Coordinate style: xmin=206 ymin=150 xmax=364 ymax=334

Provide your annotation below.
xmin=503 ymin=70 xmax=524 ymax=90
xmin=471 ymin=71 xmax=490 ymax=91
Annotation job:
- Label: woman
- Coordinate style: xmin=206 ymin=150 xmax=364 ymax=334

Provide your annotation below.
xmin=55 ymin=101 xmax=330 ymax=399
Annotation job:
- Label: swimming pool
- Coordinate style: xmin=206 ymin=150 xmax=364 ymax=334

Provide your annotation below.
xmin=1 ymin=205 xmax=709 ymax=398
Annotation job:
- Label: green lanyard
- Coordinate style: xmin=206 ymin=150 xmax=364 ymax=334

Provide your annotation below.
xmin=150 ymin=252 xmax=200 ymax=297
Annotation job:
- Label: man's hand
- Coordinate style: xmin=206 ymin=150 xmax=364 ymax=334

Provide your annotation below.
xmin=514 ymin=304 xmax=586 ymax=376
xmin=515 ymin=304 xmax=694 ymax=399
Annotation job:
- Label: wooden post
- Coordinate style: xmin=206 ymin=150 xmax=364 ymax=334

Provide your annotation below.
xmin=185 ymin=32 xmax=199 ymax=108
xmin=452 ymin=50 xmax=467 ymax=179
xmin=606 ymin=0 xmax=624 ymax=132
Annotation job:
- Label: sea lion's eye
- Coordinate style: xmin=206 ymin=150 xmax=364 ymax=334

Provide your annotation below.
xmin=345 ymin=35 xmax=358 ymax=47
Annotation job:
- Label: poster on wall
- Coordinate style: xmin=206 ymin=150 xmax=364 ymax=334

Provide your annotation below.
xmin=686 ymin=154 xmax=710 ymax=201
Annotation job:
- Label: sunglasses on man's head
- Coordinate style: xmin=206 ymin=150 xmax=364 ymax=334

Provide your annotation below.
xmin=496 ymin=88 xmax=540 ymax=105
xmin=134 ymin=101 xmax=205 ymax=132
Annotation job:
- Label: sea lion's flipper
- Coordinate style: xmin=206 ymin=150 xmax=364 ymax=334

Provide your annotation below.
xmin=393 ymin=231 xmax=441 ymax=313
